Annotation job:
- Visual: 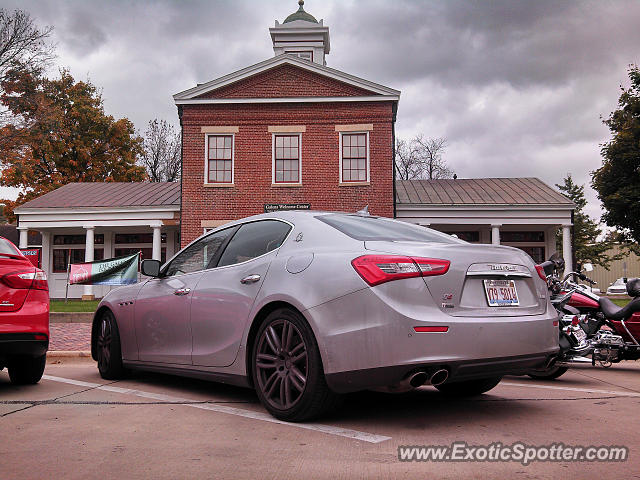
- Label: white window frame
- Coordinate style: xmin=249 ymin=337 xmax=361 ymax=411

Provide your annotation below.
xmin=204 ymin=133 xmax=235 ymax=185
xmin=272 ymin=132 xmax=302 ymax=186
xmin=339 ymin=131 xmax=370 ymax=184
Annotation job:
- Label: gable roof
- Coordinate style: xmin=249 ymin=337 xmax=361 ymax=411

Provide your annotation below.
xmin=15 ymin=182 xmax=180 ymax=211
xmin=395 ymin=178 xmax=575 ymax=208
xmin=174 ymin=54 xmax=400 ymax=104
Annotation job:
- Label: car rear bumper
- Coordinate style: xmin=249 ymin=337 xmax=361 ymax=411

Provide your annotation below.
xmin=325 ymin=352 xmax=554 ymax=393
xmin=304 ymin=280 xmax=559 ymax=389
xmin=0 ymin=333 xmax=48 ymax=358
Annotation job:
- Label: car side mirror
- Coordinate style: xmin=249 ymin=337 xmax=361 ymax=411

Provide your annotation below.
xmin=583 ymin=263 xmax=593 ymax=272
xmin=141 ymin=259 xmax=161 ymax=277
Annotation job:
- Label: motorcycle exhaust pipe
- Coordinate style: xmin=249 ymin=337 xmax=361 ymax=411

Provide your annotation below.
xmin=428 ymin=369 xmax=449 ymax=386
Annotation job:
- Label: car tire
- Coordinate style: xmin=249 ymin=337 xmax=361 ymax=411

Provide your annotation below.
xmin=96 ymin=310 xmax=126 ymax=380
xmin=435 ymin=376 xmax=502 ymax=396
xmin=527 ymin=366 xmax=568 ymax=380
xmin=251 ymin=307 xmax=341 ymax=422
xmin=8 ymin=354 xmax=46 ymax=385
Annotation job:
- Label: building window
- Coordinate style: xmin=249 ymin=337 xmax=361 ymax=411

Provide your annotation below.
xmin=54 ymin=234 xmax=104 ymax=245
xmin=340 ymin=132 xmax=368 ymax=183
xmin=273 ymin=134 xmax=301 ymax=184
xmin=442 ymin=231 xmax=480 ymax=243
xmin=52 ymin=248 xmax=104 ymax=273
xmin=501 ymin=232 xmax=545 ymax=242
xmin=518 ymin=246 xmax=545 ymax=264
xmin=206 ymin=135 xmax=233 ymax=184
xmin=285 ymin=50 xmax=313 ymax=62
xmin=114 ymin=233 xmax=166 ymax=244
xmin=114 ymin=247 xmax=166 ymax=264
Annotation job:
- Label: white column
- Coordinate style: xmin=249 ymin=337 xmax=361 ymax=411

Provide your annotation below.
xmin=83 ymin=226 xmax=95 ymax=300
xmin=18 ymin=227 xmax=28 ymax=249
xmin=562 ymin=225 xmax=573 ymax=274
xmin=491 ymin=224 xmax=501 ymax=245
xmin=41 ymin=231 xmax=51 ymax=274
xmin=152 ymin=225 xmax=162 ymax=261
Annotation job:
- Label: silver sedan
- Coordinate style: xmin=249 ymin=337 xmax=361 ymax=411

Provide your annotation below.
xmin=92 ymin=211 xmax=558 ymax=421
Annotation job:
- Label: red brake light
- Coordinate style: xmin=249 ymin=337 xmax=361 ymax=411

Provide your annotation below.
xmin=351 ymin=255 xmax=450 ymax=286
xmin=1 ymin=269 xmax=48 ymax=291
xmin=535 ymin=265 xmax=547 ymax=281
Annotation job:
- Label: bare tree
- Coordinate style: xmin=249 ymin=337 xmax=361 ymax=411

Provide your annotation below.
xmin=0 ymin=9 xmax=54 ymax=84
xmin=395 ymin=134 xmax=453 ymax=180
xmin=141 ymin=119 xmax=181 ymax=182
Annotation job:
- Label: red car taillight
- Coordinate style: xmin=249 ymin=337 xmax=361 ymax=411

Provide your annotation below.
xmin=1 ymin=269 xmax=48 ymax=291
xmin=351 ymin=255 xmax=450 ymax=286
xmin=535 ymin=265 xmax=547 ymax=281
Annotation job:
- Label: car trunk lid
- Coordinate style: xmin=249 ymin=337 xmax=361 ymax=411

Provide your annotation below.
xmin=364 ymin=240 xmax=547 ymax=317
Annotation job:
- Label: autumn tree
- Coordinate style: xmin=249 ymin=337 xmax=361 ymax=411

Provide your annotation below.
xmin=140 ymin=119 xmax=181 ymax=182
xmin=556 ymin=174 xmax=618 ymax=268
xmin=592 ymin=65 xmax=640 ymax=245
xmin=0 ymin=8 xmax=55 ymax=150
xmin=0 ymin=69 xmax=146 ymax=221
xmin=395 ymin=135 xmax=453 ymax=180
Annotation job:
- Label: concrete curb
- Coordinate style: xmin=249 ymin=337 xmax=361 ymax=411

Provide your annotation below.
xmin=48 ymin=351 xmax=92 ymax=358
xmin=50 ymin=312 xmax=93 ymax=323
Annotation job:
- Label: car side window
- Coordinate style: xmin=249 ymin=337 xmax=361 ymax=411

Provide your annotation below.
xmin=164 ymin=227 xmax=237 ymax=277
xmin=217 ymin=220 xmax=291 ymax=268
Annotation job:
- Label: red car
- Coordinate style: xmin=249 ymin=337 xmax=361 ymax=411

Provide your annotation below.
xmin=0 ymin=236 xmax=49 ymax=384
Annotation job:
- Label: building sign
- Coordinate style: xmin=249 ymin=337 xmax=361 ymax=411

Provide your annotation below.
xmin=69 ymin=253 xmax=140 ymax=286
xmin=264 ymin=203 xmax=311 ymax=213
xmin=20 ymin=248 xmax=41 ymax=268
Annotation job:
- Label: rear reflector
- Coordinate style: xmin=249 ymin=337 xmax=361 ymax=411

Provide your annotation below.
xmin=33 ymin=334 xmax=48 ymax=341
xmin=414 ymin=326 xmax=449 ymax=333
xmin=351 ymin=255 xmax=450 ymax=286
xmin=553 ymin=320 xmax=559 ymax=327
xmin=1 ymin=269 xmax=48 ymax=291
xmin=535 ymin=265 xmax=547 ymax=282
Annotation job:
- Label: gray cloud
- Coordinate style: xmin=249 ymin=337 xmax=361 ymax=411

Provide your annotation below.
xmin=1 ymin=0 xmax=639 ymax=221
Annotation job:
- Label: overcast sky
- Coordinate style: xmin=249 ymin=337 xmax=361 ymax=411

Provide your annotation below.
xmin=3 ymin=0 xmax=640 ymax=220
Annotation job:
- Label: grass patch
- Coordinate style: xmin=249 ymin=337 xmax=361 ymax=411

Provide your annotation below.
xmin=50 ymin=300 xmax=99 ymax=313
xmin=609 ymin=297 xmax=630 ymax=307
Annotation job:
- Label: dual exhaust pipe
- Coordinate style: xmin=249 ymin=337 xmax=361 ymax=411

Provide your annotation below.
xmin=404 ymin=368 xmax=449 ymax=389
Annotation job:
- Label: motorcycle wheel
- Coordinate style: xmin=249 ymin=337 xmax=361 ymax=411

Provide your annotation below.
xmin=527 ymin=366 xmax=568 ymax=380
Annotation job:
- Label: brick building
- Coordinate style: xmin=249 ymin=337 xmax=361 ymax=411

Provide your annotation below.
xmin=174 ymin=1 xmax=400 ymax=246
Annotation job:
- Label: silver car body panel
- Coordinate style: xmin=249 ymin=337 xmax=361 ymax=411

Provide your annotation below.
xmin=93 ymin=211 xmax=559 ymax=392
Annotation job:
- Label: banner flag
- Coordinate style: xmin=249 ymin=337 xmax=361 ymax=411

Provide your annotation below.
xmin=69 ymin=253 xmax=140 ymax=286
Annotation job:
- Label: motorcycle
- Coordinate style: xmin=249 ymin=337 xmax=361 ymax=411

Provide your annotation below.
xmin=528 ymin=255 xmax=640 ymax=379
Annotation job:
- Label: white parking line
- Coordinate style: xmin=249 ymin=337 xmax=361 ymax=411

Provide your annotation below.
xmin=501 ymin=381 xmax=640 ymax=397
xmin=42 ymin=375 xmax=391 ymax=444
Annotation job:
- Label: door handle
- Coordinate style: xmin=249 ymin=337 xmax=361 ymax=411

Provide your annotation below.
xmin=174 ymin=287 xmax=191 ymax=296
xmin=240 ymin=274 xmax=261 ymax=284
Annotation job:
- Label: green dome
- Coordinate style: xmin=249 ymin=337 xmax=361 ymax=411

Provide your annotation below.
xmin=284 ymin=0 xmax=318 ymax=23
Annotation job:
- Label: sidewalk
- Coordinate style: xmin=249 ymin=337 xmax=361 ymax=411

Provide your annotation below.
xmin=49 ymin=323 xmax=91 ymax=352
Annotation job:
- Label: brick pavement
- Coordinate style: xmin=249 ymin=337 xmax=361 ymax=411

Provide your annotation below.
xmin=49 ymin=323 xmax=92 ymax=351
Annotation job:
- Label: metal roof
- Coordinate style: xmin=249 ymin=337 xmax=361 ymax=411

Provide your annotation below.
xmin=395 ymin=178 xmax=575 ymax=207
xmin=16 ymin=182 xmax=180 ymax=210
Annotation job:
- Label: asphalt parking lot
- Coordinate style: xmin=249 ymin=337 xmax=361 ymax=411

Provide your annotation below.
xmin=1 ymin=358 xmax=639 ymax=479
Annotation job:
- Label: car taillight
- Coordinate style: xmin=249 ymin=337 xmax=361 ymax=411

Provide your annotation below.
xmin=351 ymin=255 xmax=450 ymax=286
xmin=535 ymin=265 xmax=547 ymax=281
xmin=1 ymin=269 xmax=48 ymax=291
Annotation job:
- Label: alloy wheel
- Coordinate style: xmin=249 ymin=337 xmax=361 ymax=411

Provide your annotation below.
xmin=97 ymin=316 xmax=112 ymax=372
xmin=255 ymin=319 xmax=308 ymax=410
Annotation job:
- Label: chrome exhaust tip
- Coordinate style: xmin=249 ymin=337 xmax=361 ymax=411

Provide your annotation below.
xmin=429 ymin=369 xmax=449 ymax=386
xmin=408 ymin=370 xmax=429 ymax=388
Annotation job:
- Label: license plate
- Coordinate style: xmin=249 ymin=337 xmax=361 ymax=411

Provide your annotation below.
xmin=572 ymin=327 xmax=587 ymax=343
xmin=484 ymin=279 xmax=519 ymax=307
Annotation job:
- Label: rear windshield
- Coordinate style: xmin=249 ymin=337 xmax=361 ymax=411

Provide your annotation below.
xmin=0 ymin=237 xmax=21 ymax=255
xmin=317 ymin=214 xmax=462 ymax=243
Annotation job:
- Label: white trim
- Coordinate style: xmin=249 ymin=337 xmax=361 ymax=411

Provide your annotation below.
xmin=175 ymin=95 xmax=398 ymax=105
xmin=15 ymin=205 xmax=178 ymax=215
xmin=272 ymin=132 xmax=302 ymax=185
xmin=173 ymin=54 xmax=400 ymax=100
xmin=204 ymin=133 xmax=235 ymax=186
xmin=339 ymin=131 xmax=370 ymax=184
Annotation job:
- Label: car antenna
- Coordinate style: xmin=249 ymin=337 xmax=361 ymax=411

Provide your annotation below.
xmin=356 ymin=205 xmax=370 ymax=216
